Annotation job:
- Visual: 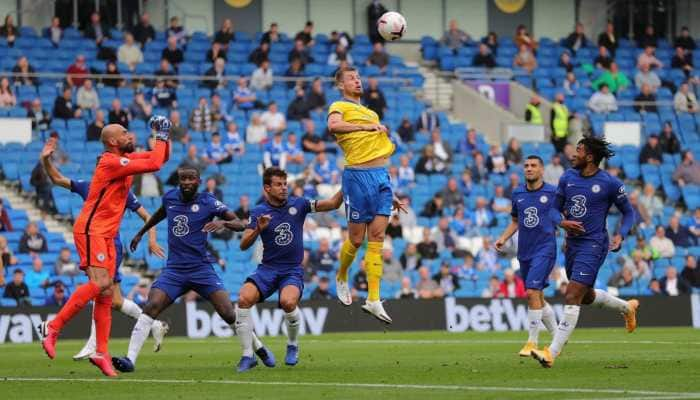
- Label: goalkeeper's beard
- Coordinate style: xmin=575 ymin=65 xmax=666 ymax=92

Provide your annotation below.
xmin=119 ymin=142 xmax=136 ymax=154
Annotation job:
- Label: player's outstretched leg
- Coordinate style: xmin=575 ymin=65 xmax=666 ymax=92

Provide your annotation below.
xmin=336 ymin=239 xmax=358 ymax=306
xmin=279 ymin=286 xmax=302 ymax=366
xmin=90 ymin=292 xmax=117 ymax=377
xmin=236 ymin=283 xmax=261 ymax=372
xmin=589 ymin=289 xmax=639 ymax=332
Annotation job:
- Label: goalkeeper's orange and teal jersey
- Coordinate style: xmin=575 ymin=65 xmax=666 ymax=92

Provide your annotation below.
xmin=327 ymin=100 xmax=395 ymax=166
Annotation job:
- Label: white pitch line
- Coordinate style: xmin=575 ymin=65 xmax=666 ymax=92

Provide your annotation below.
xmin=159 ymin=338 xmax=700 ymax=346
xmin=2 ymin=377 xmax=699 ymax=398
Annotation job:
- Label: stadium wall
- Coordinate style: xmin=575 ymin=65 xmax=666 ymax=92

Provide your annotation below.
xmin=1 ymin=296 xmax=697 ymax=343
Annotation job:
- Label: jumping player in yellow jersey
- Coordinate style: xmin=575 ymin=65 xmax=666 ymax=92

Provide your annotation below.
xmin=327 ymin=67 xmax=404 ymax=323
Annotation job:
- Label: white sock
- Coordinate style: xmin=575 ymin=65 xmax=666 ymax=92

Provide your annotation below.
xmin=541 ymin=303 xmax=557 ymax=335
xmin=285 ymin=308 xmax=301 ymax=346
xmin=591 ymin=289 xmax=628 ymax=313
xmin=83 ymin=316 xmax=97 ymax=351
xmin=550 ymin=305 xmax=580 ymax=358
xmin=252 ymin=332 xmax=263 ymax=351
xmin=527 ymin=309 xmax=543 ymax=345
xmin=127 ymin=314 xmax=154 ymax=364
xmin=235 ymin=307 xmax=254 ymax=357
xmin=120 ymin=298 xmax=143 ymax=320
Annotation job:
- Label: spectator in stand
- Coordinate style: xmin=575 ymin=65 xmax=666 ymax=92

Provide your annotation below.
xmin=118 ymin=32 xmax=144 ymax=71
xmin=285 ymin=132 xmax=303 ymax=165
xmin=524 ymin=96 xmax=542 ymax=124
xmin=132 ymin=12 xmax=155 ymax=47
xmin=659 ymin=266 xmax=690 ymax=296
xmin=472 ymin=197 xmax=493 ymax=228
xmin=514 ymin=24 xmax=537 ymax=51
xmin=233 ymin=77 xmax=261 ymax=111
xmin=399 ymin=243 xmax=419 ymax=272
xmin=0 ymin=14 xmax=18 ymax=47
xmin=498 ymin=269 xmax=526 ymax=299
xmin=380 ymin=246 xmax=403 ymax=284
xmin=189 ymin=97 xmax=213 ymax=133
xmin=129 ymin=91 xmax=152 ymax=121
xmin=481 ymin=276 xmax=502 ymax=298
xmin=477 ymin=237 xmax=498 ymax=271
xmin=628 ymin=190 xmax=650 ymax=228
xmin=18 ymin=222 xmax=47 ymax=254
xmin=330 ymin=30 xmax=354 ymax=49
xmin=168 ymin=110 xmax=188 ymax=144
xmin=639 ymin=183 xmax=663 ymax=219
xmin=634 ymin=83 xmax=658 ymax=113
xmin=513 ymin=44 xmax=537 ymax=73
xmin=102 ymin=61 xmax=125 ymax=88
xmin=592 ymin=62 xmax=630 ymax=94
xmin=483 ymin=31 xmax=499 ymax=54
xmin=504 ymin=137 xmax=523 ymax=166
xmin=327 ymin=44 xmax=354 ymax=66
xmin=362 ymin=77 xmax=387 ymax=120
xmin=263 ymin=132 xmax=287 ymax=170
xmin=27 ymin=99 xmax=51 ymax=132
xmin=203 ymin=177 xmax=223 ymax=202
xmin=251 ymin=59 xmax=274 ymax=91
xmin=637 ymin=24 xmax=658 ymax=48
xmin=416 ymin=266 xmax=443 ymax=299
xmin=151 ymin=79 xmax=177 ymax=109
xmin=433 ymin=262 xmax=459 ymax=296
xmin=635 ymin=63 xmax=661 ymax=92
xmin=288 ymin=39 xmax=314 ymax=67
xmin=431 ymin=127 xmax=452 ymax=162
xmin=588 ymin=83 xmax=618 ymax=114
xmin=674 ymin=82 xmax=698 ymax=113
xmin=433 ymin=217 xmax=456 ymax=253
xmin=416 ymin=103 xmax=440 ymax=133
xmin=456 ymin=128 xmax=478 ymax=154
xmin=261 ymin=22 xmax=280 ymax=44
xmin=53 ymin=87 xmax=81 ymax=119
xmin=456 ymin=170 xmax=473 ymax=197
xmin=397 ymin=154 xmax=415 ymax=187
xmin=672 ymin=46 xmax=694 ymax=78
xmin=639 ymin=134 xmax=663 ymax=165
xmin=598 ymin=21 xmax=618 ymax=56
xmin=84 ymin=109 xmax=105 ymax=141
xmin=312 ymin=151 xmax=339 ymax=186
xmin=674 ymin=26 xmax=696 ymax=51
xmin=206 ymin=42 xmax=227 ymax=63
xmin=486 ymin=144 xmax=506 ymax=174
xmin=3 ymin=269 xmax=29 ymax=305
xmin=108 ymin=98 xmax=129 ymax=128
xmin=659 ymin=122 xmax=681 ymax=154
xmin=306 ymin=78 xmax=327 ymax=112
xmin=301 ymin=119 xmax=325 ymax=153
xmin=76 ymin=79 xmax=100 ymax=112
xmin=442 ymin=19 xmax=470 ymax=51
xmin=397 ymin=118 xmax=415 ymax=143
xmin=351 ymin=261 xmax=368 ymax=298
xmin=594 ymin=46 xmax=613 ymax=70
xmin=172 ymin=145 xmax=207 ymax=178
xmin=155 ymin=58 xmax=178 ymax=88
xmin=367 ymin=42 xmax=390 ymax=71
xmin=246 ymin=113 xmax=268 ymax=145
xmin=260 ymin=102 xmax=286 ymax=134
xmin=558 ymin=51 xmax=575 ymax=72
xmin=650 ymin=225 xmax=676 ymax=258
xmin=45 ymin=281 xmax=68 ymax=306
xmin=309 ymin=238 xmax=337 ymax=274
xmin=543 ymin=153 xmax=565 ymax=186
xmin=440 ymin=177 xmax=463 ymax=208
xmin=222 ymin=121 xmax=245 ymax=157
xmin=385 ymin=213 xmax=403 ymax=239
xmin=66 ymin=54 xmax=89 ymax=88
xmin=287 ymin=87 xmax=310 ymax=121
xmin=0 ymin=199 xmax=11 ymax=232
xmin=473 ymin=43 xmax=496 ymax=68
xmin=415 ymin=144 xmax=445 ymax=175
xmin=0 ymin=77 xmax=15 ymax=108
xmin=673 ymin=150 xmax=700 ymax=186
xmin=285 ymin=58 xmax=305 ymax=89
xmin=85 ymin=12 xmax=108 ymax=46
xmin=470 ymin=151 xmax=489 ymax=183
xmin=54 ymin=247 xmax=78 ymax=276
xmin=564 ymin=22 xmax=589 ymax=55
xmin=233 ymin=195 xmax=251 ymax=222
xmin=248 ymin=41 xmax=270 ymax=69
xmin=161 ymin=36 xmax=184 ymax=67
xmin=12 ymin=56 xmax=37 ymax=86
xmin=203 ymin=57 xmax=227 ymax=90
xmin=681 ymin=255 xmax=700 ymax=288
xmin=420 ymin=193 xmax=444 ymax=218
xmin=491 ymin=185 xmax=511 ymax=215
xmin=310 ymin=277 xmax=333 ymax=300
xmin=295 ymin=21 xmax=315 ymax=46
xmin=563 ymin=72 xmax=580 ymax=96
xmin=637 ymin=46 xmax=663 ymax=70
xmin=26 ymin=256 xmax=50 ymax=291
xmin=607 ymin=264 xmax=635 ymax=288
xmin=667 ymin=215 xmax=695 ymax=248
xmin=45 ymin=16 xmax=63 ymax=47
xmin=214 ymin=18 xmax=235 ymax=48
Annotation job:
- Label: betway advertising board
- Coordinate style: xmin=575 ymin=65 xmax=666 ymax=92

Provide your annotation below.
xmin=1 ymin=295 xmax=697 ymax=344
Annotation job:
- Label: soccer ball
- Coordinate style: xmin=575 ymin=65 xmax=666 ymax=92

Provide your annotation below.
xmin=377 ymin=11 xmax=407 ymax=41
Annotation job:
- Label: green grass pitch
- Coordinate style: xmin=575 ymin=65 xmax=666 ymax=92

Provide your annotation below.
xmin=1 ymin=327 xmax=699 ymax=399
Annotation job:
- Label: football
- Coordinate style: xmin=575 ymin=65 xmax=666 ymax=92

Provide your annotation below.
xmin=377 ymin=11 xmax=406 ymax=41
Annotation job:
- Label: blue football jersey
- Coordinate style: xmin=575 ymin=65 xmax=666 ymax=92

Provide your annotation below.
xmin=511 ymin=183 xmax=560 ymax=260
xmin=555 ymin=169 xmax=634 ymax=245
xmin=163 ymin=189 xmax=229 ymax=267
xmin=247 ymin=196 xmax=311 ymax=269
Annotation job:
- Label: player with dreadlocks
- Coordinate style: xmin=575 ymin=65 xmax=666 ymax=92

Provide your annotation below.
xmin=531 ymin=137 xmax=639 ymax=368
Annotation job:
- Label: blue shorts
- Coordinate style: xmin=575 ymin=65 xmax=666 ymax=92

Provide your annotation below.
xmin=519 ymin=254 xmax=555 ymax=290
xmin=342 ymin=167 xmax=393 ymax=223
xmin=113 ymin=236 xmax=123 ymax=284
xmin=152 ymin=264 xmax=226 ymax=301
xmin=246 ymin=265 xmax=304 ymax=303
xmin=565 ymin=240 xmax=608 ymax=286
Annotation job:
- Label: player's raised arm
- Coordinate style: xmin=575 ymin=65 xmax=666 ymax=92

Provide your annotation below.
xmin=327 ymin=112 xmax=386 ymax=135
xmin=135 ymin=205 xmax=165 ymax=258
xmin=39 ymin=139 xmax=71 ymax=189
xmin=240 ymin=214 xmax=271 ymax=250
xmin=131 ymin=205 xmax=166 ymax=252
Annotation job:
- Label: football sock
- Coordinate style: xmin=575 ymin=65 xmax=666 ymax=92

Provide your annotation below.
xmin=127 ymin=314 xmax=154 ymax=364
xmin=527 ymin=308 xmax=543 ymax=345
xmin=94 ymin=294 xmax=112 ymax=354
xmin=337 ymin=240 xmax=358 ymax=282
xmin=365 ymin=241 xmax=383 ymax=302
xmin=251 ymin=332 xmax=263 ymax=351
xmin=49 ymin=281 xmax=101 ymax=331
xmin=235 ymin=307 xmax=254 ymax=357
xmin=550 ymin=305 xmax=580 ymax=358
xmin=541 ymin=302 xmax=557 ymax=335
xmin=120 ymin=298 xmax=143 ymax=319
xmin=285 ymin=308 xmax=301 ymax=346
xmin=84 ymin=308 xmax=97 ymax=350
xmin=591 ymin=289 xmax=628 ymax=313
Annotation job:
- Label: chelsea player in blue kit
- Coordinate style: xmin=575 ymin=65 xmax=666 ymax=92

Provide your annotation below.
xmin=112 ymin=166 xmax=274 ymax=373
xmin=233 ymin=167 xmax=343 ymax=372
xmin=531 ymin=137 xmax=639 ymax=368
xmin=495 ymin=156 xmax=559 ymax=357
xmin=39 ymin=138 xmax=170 ymax=360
